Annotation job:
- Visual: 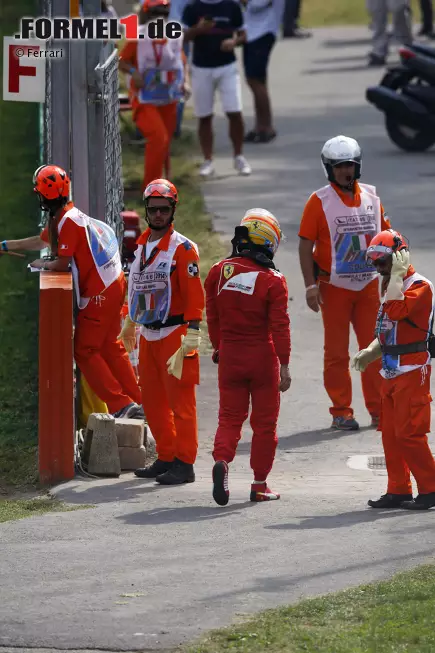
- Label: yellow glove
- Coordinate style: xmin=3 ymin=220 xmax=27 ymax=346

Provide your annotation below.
xmin=385 ymin=250 xmax=410 ymax=301
xmin=351 ymin=339 xmax=382 ymax=372
xmin=166 ymin=328 xmax=201 ymax=380
xmin=119 ymin=315 xmax=137 ymax=354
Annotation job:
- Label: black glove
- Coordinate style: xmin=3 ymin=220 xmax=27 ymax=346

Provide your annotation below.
xmin=212 ymin=350 xmax=219 ymax=364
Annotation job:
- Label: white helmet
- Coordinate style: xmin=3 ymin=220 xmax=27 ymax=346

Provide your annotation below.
xmin=321 ymin=135 xmax=362 ymax=184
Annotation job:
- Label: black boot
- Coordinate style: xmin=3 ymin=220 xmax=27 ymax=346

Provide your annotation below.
xmin=156 ymin=458 xmax=195 ymax=485
xmin=134 ymin=458 xmax=173 ymax=478
xmin=401 ymin=493 xmax=435 ymax=510
xmin=368 ymin=493 xmax=413 ymax=508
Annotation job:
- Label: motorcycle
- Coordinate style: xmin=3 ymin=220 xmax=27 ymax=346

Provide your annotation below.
xmin=366 ymin=43 xmax=435 ymax=152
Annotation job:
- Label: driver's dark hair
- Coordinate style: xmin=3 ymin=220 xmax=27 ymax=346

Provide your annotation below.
xmin=44 ymin=197 xmax=68 ymax=255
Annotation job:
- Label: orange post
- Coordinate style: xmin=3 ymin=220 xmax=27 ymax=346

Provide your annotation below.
xmin=38 ymin=272 xmax=75 ymax=485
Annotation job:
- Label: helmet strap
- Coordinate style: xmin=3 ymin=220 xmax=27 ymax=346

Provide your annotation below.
xmin=37 ymin=194 xmax=67 ymax=215
xmin=392 ymin=235 xmax=403 ymax=252
xmin=335 ymin=179 xmax=355 ymax=192
xmin=145 ymin=216 xmax=174 ymax=231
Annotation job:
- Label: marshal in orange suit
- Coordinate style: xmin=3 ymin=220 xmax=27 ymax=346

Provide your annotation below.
xmin=2 ymin=164 xmax=142 ymax=419
xmin=353 ymin=229 xmax=435 ymax=511
xmin=298 ymin=135 xmax=392 ymax=431
xmin=118 ymin=0 xmax=189 ymax=192
xmin=120 ymin=179 xmax=205 ymax=485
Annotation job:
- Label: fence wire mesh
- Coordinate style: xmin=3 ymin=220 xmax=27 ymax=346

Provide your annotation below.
xmin=38 ymin=2 xmax=124 ymax=245
xmin=99 ymin=49 xmax=125 ymax=247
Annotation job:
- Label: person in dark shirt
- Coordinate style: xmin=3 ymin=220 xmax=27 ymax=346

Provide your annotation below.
xmin=182 ymin=0 xmax=252 ymax=177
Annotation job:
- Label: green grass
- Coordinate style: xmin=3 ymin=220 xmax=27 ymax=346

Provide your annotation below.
xmin=0 ymin=496 xmax=91 ymax=523
xmin=0 ymin=0 xmax=40 ymax=491
xmin=121 ymin=114 xmax=227 ymax=352
xmin=301 ymin=0 xmax=421 ymax=27
xmin=185 ymin=564 xmax=435 ymax=653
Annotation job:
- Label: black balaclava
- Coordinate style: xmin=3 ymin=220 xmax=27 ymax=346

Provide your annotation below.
xmin=229 ymin=226 xmax=277 ymax=270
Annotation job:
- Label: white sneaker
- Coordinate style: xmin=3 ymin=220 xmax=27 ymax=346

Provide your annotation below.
xmin=199 ymin=160 xmax=215 ymax=177
xmin=234 ymin=155 xmax=252 ymax=176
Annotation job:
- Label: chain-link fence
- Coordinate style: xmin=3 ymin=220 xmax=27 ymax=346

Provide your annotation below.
xmin=38 ymin=0 xmax=125 ymax=437
xmin=40 ymin=0 xmax=124 ymax=244
xmin=97 ymin=49 xmax=125 ymax=247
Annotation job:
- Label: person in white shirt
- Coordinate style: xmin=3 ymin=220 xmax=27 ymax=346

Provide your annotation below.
xmin=242 ymin=0 xmax=284 ymax=143
xmin=182 ymin=0 xmax=252 ymax=177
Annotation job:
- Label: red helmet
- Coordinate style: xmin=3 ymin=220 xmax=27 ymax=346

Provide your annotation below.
xmin=143 ymin=178 xmax=178 ymax=205
xmin=366 ymin=229 xmax=408 ymax=262
xmin=33 ymin=164 xmax=70 ymax=200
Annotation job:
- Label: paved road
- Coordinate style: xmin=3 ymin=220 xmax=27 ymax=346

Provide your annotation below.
xmin=2 ymin=25 xmax=435 ymax=653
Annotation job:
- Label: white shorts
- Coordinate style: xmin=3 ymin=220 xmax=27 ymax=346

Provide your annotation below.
xmin=190 ymin=62 xmax=242 ymax=118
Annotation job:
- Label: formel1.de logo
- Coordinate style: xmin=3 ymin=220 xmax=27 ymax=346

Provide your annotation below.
xmin=16 ymin=15 xmax=182 ymax=40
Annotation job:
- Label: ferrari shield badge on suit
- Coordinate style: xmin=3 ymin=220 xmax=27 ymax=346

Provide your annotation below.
xmin=223 ymin=264 xmax=234 ymax=279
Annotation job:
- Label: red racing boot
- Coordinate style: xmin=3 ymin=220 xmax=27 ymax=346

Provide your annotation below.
xmin=250 ymin=481 xmax=280 ymax=502
xmin=212 ymin=461 xmax=229 ymax=506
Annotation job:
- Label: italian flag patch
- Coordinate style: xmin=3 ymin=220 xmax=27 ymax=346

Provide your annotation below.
xmin=352 ymin=233 xmax=372 ymax=251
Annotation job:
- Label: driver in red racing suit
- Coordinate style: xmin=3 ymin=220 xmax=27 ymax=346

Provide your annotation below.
xmin=204 ymin=209 xmax=291 ymax=506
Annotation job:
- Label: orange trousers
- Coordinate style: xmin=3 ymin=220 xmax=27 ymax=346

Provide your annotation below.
xmin=74 ymin=274 xmax=142 ymax=413
xmin=320 ymin=278 xmax=382 ymax=418
xmin=134 ymin=102 xmax=177 ymax=192
xmin=380 ymin=367 xmax=435 ymax=495
xmin=138 ymin=326 xmax=199 ymax=465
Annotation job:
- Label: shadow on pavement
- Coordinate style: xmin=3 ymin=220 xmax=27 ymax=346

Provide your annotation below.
xmin=265 ymin=508 xmax=427 ymax=530
xmin=54 ymin=476 xmax=172 ymax=504
xmin=303 ymin=64 xmax=373 ymax=74
xmin=322 ymin=38 xmax=373 ymax=48
xmin=235 ymin=425 xmax=373 ymax=455
xmin=312 ymin=54 xmax=369 ymax=64
xmin=203 ymin=547 xmax=435 ymax=601
xmin=116 ymin=501 xmax=256 ymax=525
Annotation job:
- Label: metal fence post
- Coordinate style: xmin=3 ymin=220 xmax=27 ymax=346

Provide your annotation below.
xmin=84 ymin=0 xmax=106 ymax=221
xmin=70 ymin=37 xmax=90 ymax=214
xmin=50 ymin=0 xmax=70 ymax=173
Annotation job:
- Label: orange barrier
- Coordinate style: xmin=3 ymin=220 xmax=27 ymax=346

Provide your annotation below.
xmin=38 ymin=272 xmax=75 ymax=485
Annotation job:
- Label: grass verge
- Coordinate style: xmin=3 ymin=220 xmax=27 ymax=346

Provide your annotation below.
xmin=0 ymin=495 xmax=92 ymax=524
xmin=184 ymin=564 xmax=435 ymax=653
xmin=301 ymin=0 xmax=420 ymax=27
xmin=0 ymin=0 xmax=40 ymax=492
xmin=121 ymin=112 xmax=227 ymax=353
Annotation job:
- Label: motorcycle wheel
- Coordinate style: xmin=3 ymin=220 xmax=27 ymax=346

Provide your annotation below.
xmin=385 ymin=115 xmax=435 ymax=152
